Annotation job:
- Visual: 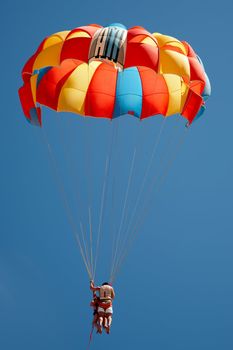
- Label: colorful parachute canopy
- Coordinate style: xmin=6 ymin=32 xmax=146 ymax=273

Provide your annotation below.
xmin=18 ymin=23 xmax=211 ymax=126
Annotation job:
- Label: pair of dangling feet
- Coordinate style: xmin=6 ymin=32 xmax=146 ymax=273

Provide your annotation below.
xmin=97 ymin=323 xmax=110 ymax=334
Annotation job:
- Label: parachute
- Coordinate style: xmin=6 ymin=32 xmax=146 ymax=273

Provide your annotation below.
xmin=18 ymin=23 xmax=211 ymax=282
xmin=19 ymin=23 xmax=210 ymax=126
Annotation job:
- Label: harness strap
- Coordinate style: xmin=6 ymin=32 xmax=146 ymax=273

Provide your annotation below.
xmin=98 ymin=301 xmax=112 ymax=310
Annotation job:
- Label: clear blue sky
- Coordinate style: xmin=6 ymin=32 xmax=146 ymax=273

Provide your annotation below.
xmin=1 ymin=0 xmax=233 ymax=349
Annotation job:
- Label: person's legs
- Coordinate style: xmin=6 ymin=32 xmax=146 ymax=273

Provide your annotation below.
xmin=105 ymin=307 xmax=113 ymax=334
xmin=107 ymin=314 xmax=112 ymax=327
xmin=104 ymin=316 xmax=108 ymax=328
xmin=97 ymin=308 xmax=105 ymax=334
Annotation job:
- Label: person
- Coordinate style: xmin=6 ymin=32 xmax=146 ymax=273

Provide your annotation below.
xmin=90 ymin=280 xmax=115 ymax=334
xmin=90 ymin=292 xmax=100 ymax=333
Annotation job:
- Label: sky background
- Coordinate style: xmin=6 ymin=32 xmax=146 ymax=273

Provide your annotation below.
xmin=1 ymin=0 xmax=233 ymax=349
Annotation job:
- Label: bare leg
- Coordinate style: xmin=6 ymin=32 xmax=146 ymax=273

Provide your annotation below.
xmin=104 ymin=316 xmax=108 ymax=328
xmin=98 ymin=312 xmax=105 ymax=334
xmin=105 ymin=313 xmax=112 ymax=334
xmin=99 ymin=317 xmax=103 ymax=327
xmin=107 ymin=315 xmax=112 ymax=327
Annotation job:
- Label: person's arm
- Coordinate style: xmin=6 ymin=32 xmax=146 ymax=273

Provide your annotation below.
xmin=111 ymin=288 xmax=115 ymax=299
xmin=90 ymin=280 xmax=100 ymax=292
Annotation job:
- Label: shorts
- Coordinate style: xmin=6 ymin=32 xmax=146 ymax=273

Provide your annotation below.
xmin=98 ymin=306 xmax=113 ymax=314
